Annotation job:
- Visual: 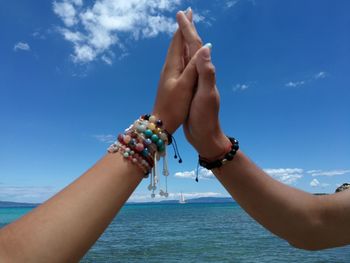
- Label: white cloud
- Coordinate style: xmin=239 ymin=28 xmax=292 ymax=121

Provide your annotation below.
xmin=310 ymin=178 xmax=320 ymax=187
xmin=174 ymin=167 xmax=214 ymax=180
xmin=13 ymin=42 xmax=31 ymax=52
xmin=118 ymin=52 xmax=129 ymax=61
xmin=193 ymin=13 xmax=205 ymax=23
xmin=225 ymin=1 xmax=239 ymax=9
xmin=264 ymin=168 xmax=303 ymax=185
xmin=32 ymin=31 xmax=46 ymax=40
xmin=93 ymin=134 xmax=115 ymax=143
xmin=53 ymin=0 xmax=82 ymax=27
xmin=310 ymin=178 xmax=329 ymax=188
xmin=101 ymin=55 xmax=113 ymax=65
xmin=286 ymin=71 xmax=328 ymax=88
xmin=128 ymin=191 xmax=223 ymax=202
xmin=192 ymin=9 xmax=214 ymax=27
xmin=53 ymin=0 xmax=182 ymax=64
xmin=285 ymin=81 xmax=305 ymax=88
xmin=314 ymin=71 xmax=327 ymax=79
xmin=233 ymin=83 xmax=249 ymax=92
xmin=59 ymin=27 xmax=84 ymax=42
xmin=307 ymin=169 xmax=350 ymax=177
xmin=0 ymin=185 xmax=58 ymax=203
xmin=176 ymin=167 xmax=304 ymax=185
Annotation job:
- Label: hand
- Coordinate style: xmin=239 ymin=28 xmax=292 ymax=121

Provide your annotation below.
xmin=151 ymin=11 xmax=196 ymax=134
xmin=176 ymin=11 xmax=231 ymax=160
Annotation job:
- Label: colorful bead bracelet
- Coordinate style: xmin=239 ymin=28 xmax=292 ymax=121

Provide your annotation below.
xmin=108 ymin=114 xmax=171 ymax=198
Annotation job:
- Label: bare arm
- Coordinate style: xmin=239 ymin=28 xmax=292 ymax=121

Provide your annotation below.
xmin=213 ymin=150 xmax=350 ymax=250
xmin=176 ymin=10 xmax=350 ymax=250
xmin=0 ymin=12 xmax=198 ymax=262
xmin=0 ymin=154 xmax=142 ymax=262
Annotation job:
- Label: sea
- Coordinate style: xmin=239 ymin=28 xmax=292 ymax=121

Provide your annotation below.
xmin=1 ymin=203 xmax=349 ymax=263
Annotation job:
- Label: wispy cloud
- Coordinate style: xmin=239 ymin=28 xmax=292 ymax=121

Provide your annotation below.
xmin=314 ymin=71 xmax=327 ymax=79
xmin=264 ymin=168 xmax=303 ymax=185
xmin=101 ymin=55 xmax=113 ymax=65
xmin=174 ymin=166 xmax=348 ymax=186
xmin=192 ymin=9 xmax=215 ymax=27
xmin=174 ymin=167 xmax=214 ymax=180
xmin=32 ymin=31 xmax=46 ymax=40
xmin=310 ymin=178 xmax=329 ymax=188
xmin=93 ymin=134 xmax=115 ymax=143
xmin=225 ymin=0 xmax=239 ymax=9
xmin=53 ymin=0 xmax=182 ymax=64
xmin=233 ymin=83 xmax=249 ymax=92
xmin=307 ymin=169 xmax=350 ymax=177
xmin=0 ymin=185 xmax=58 ymax=203
xmin=175 ymin=167 xmax=304 ymax=185
xmin=193 ymin=13 xmax=205 ymax=23
xmin=285 ymin=71 xmax=328 ymax=88
xmin=223 ymin=0 xmax=256 ymax=9
xmin=13 ymin=42 xmax=31 ymax=52
xmin=285 ymin=81 xmax=305 ymax=88
xmin=310 ymin=178 xmax=319 ymax=187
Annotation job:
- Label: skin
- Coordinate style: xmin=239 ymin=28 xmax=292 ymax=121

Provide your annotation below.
xmin=0 ymin=12 xmax=199 ymax=263
xmin=0 ymin=9 xmax=349 ymax=262
xmin=176 ymin=10 xmax=350 ymax=250
xmin=0 ymin=154 xmax=143 ymax=262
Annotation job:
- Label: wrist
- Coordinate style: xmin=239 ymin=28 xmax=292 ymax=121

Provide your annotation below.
xmin=196 ymin=132 xmax=231 ymax=161
xmin=151 ymin=111 xmax=176 ymax=135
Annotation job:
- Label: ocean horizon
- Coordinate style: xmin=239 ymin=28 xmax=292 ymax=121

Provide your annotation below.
xmin=1 ymin=202 xmax=349 ymax=262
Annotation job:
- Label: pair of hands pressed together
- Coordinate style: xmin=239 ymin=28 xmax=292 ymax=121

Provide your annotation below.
xmin=152 ymin=9 xmax=231 ymax=161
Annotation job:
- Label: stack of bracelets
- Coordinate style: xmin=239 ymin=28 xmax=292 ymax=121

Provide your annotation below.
xmin=108 ymin=114 xmax=239 ymax=198
xmin=108 ymin=114 xmax=172 ymax=198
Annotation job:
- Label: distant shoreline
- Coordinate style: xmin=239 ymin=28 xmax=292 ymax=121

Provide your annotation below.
xmin=0 ymin=197 xmax=236 ymax=208
xmin=127 ymin=197 xmax=236 ymax=205
xmin=1 ymin=194 xmax=328 ymax=208
xmin=0 ymin=201 xmax=40 ymax=208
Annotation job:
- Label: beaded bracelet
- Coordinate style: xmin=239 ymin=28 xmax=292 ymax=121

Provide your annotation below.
xmin=198 ymin=137 xmax=239 ymax=171
xmin=108 ymin=114 xmax=171 ymax=198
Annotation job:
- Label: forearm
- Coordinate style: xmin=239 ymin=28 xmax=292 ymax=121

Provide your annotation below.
xmin=0 ymin=153 xmax=142 ymax=262
xmin=213 ymin=151 xmax=324 ymax=249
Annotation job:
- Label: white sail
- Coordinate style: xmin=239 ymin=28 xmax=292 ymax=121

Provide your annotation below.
xmin=179 ymin=192 xmax=186 ymax=204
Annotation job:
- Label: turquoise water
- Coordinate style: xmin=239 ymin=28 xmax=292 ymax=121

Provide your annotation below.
xmin=0 ymin=207 xmax=34 ymax=227
xmin=1 ymin=203 xmax=349 ymax=262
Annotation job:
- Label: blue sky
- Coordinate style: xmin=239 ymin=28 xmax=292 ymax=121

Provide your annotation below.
xmin=0 ymin=0 xmax=349 ymax=203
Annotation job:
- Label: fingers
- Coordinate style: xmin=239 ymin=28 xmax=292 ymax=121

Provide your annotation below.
xmin=163 ymin=29 xmax=184 ymax=78
xmin=183 ymin=8 xmax=192 ymax=65
xmin=177 ymin=48 xmax=200 ymax=93
xmin=183 ymin=44 xmax=190 ymax=66
xmin=185 ymin=7 xmax=193 ymax=22
xmin=176 ymin=10 xmax=202 ymax=58
xmin=178 ymin=44 xmax=214 ymax=95
xmin=162 ymin=8 xmax=195 ymax=78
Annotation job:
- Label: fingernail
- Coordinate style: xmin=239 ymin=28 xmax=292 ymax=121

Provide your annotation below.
xmin=204 ymin=43 xmax=213 ymax=50
xmin=184 ymin=6 xmax=192 ymax=15
xmin=202 ymin=43 xmax=212 ymax=59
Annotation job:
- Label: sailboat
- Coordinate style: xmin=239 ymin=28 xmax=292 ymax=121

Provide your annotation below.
xmin=179 ymin=192 xmax=186 ymax=204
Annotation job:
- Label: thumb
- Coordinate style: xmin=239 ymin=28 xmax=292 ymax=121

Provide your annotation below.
xmin=178 ymin=43 xmax=214 ymax=92
xmin=195 ymin=43 xmax=216 ymax=93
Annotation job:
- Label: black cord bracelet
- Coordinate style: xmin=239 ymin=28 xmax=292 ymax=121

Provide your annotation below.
xmin=198 ymin=137 xmax=239 ymax=170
